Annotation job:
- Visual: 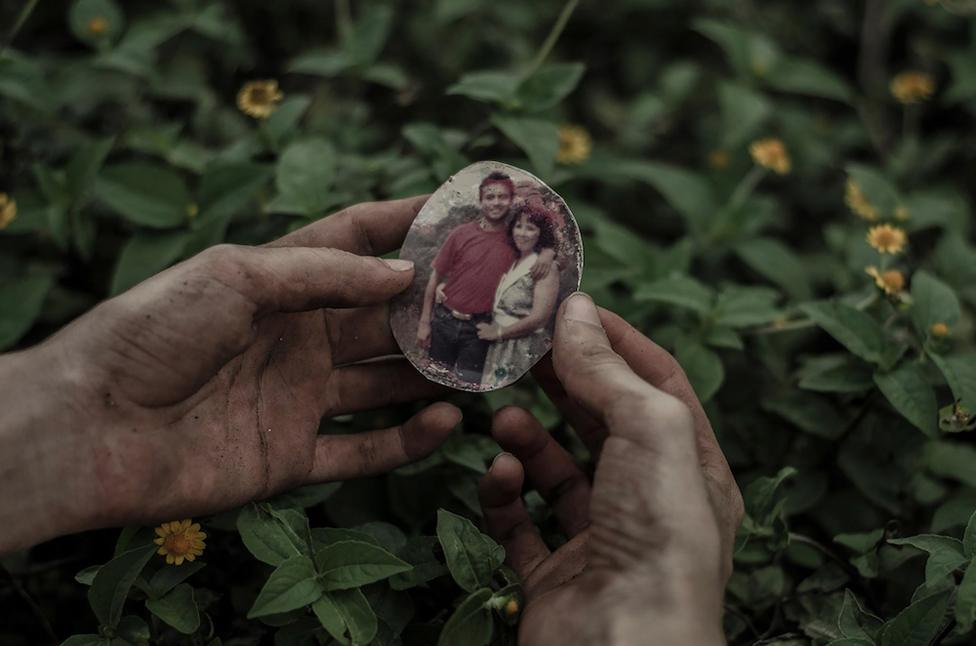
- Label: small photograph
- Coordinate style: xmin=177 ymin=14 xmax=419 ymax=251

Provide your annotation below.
xmin=391 ymin=162 xmax=583 ymax=391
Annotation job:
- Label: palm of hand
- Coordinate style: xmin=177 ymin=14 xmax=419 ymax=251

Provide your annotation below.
xmin=47 ymin=197 xmax=456 ymax=530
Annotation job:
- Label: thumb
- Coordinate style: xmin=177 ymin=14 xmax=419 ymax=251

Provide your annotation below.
xmin=552 ymin=293 xmax=662 ymax=419
xmin=193 ymin=244 xmax=415 ymax=314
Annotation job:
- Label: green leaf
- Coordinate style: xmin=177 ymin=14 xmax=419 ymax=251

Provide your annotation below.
xmin=911 ymin=270 xmax=961 ymax=338
xmin=88 ymin=545 xmax=155 ymax=628
xmin=312 ymin=589 xmax=378 ymax=646
xmin=491 ymin=115 xmax=559 ymax=177
xmin=765 ymin=56 xmax=853 ymax=102
xmin=0 ymin=275 xmax=55 ymax=351
xmin=237 ymin=503 xmax=309 ymax=567
xmin=956 ymin=558 xmax=976 ymax=633
xmin=273 ymin=138 xmax=337 ymax=216
xmin=835 ymin=529 xmax=884 ymax=555
xmin=675 ymin=338 xmax=724 ymax=402
xmin=196 ymin=162 xmax=270 ymax=225
xmin=929 ymin=353 xmax=976 ymax=410
xmin=761 ymin=391 xmax=845 ymax=440
xmin=609 ymin=160 xmax=717 ymax=234
xmin=877 ymin=588 xmax=952 ymax=646
xmin=704 ymin=326 xmax=743 ymax=351
xmin=837 ymin=589 xmax=882 ymax=640
xmin=145 ymin=583 xmax=199 ymax=634
xmin=634 ymin=275 xmax=714 ymax=314
xmin=437 ymin=588 xmax=493 ymax=646
xmin=95 ymin=162 xmax=191 ymax=229
xmin=341 ymin=4 xmax=393 ymax=65
xmin=447 ymin=70 xmax=520 ymax=105
xmin=693 ymin=19 xmax=780 ymax=78
xmin=147 ymin=560 xmax=205 ymax=598
xmin=264 ymin=96 xmax=312 ymax=147
xmin=436 ymin=509 xmax=505 ymax=593
xmin=69 ymin=0 xmax=124 ymax=47
xmin=110 ymin=230 xmax=189 ymax=295
xmin=735 ymin=238 xmax=812 ymax=300
xmin=798 ymin=355 xmax=876 ymax=394
xmin=516 ymin=62 xmax=585 ymax=112
xmin=390 ymin=536 xmax=449 ymax=590
xmin=744 ymin=467 xmax=797 ymax=525
xmin=926 ymin=441 xmax=976 ymax=488
xmin=887 ymin=534 xmax=968 ymax=583
xmin=246 ymin=555 xmax=322 ymax=619
xmin=718 ymin=81 xmax=771 ymax=148
xmin=846 ymin=164 xmax=901 ymax=219
xmin=314 ymin=540 xmax=412 ymax=590
xmin=965 ymin=511 xmax=976 ymax=558
xmin=873 ymin=362 xmax=938 ymax=437
xmin=713 ymin=285 xmax=781 ymax=328
xmin=59 ymin=636 xmax=104 ymax=646
xmin=799 ymin=301 xmax=885 ymax=364
xmin=66 ymin=137 xmax=115 ymax=211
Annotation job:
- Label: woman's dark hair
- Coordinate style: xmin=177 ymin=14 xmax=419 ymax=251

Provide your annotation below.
xmin=506 ymin=204 xmax=556 ymax=253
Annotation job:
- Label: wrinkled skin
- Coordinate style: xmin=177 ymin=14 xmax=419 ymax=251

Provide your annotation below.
xmin=1 ymin=196 xmax=459 ymax=553
xmin=478 ymin=295 xmax=744 ymax=646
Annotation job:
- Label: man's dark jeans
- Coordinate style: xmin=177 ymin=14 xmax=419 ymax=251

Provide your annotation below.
xmin=429 ymin=305 xmax=492 ymax=383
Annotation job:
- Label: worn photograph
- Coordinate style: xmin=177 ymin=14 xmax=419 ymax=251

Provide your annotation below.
xmin=392 ymin=162 xmax=583 ymax=391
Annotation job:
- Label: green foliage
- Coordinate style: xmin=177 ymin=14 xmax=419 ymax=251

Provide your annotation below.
xmin=3 ymin=0 xmax=975 ymax=644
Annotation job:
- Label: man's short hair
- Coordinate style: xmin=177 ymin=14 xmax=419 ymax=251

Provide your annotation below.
xmin=479 ymin=171 xmax=515 ymax=200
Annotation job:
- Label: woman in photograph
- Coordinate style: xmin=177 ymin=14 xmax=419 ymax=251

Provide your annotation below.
xmin=477 ymin=204 xmax=560 ymax=388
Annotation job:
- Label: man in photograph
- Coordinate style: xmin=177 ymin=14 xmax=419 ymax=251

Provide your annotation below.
xmin=415 ymin=171 xmax=554 ymax=383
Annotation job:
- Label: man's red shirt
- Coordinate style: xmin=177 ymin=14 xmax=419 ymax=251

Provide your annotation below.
xmin=432 ymin=220 xmax=516 ymax=314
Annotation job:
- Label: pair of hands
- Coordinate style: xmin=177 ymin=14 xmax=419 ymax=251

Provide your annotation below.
xmin=0 ymin=196 xmax=742 ymax=644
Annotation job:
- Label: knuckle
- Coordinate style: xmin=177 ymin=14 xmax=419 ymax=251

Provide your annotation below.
xmin=196 ymin=243 xmax=249 ymax=280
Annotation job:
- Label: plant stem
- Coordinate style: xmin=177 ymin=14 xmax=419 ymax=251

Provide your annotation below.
xmin=727 ymin=165 xmax=766 ymax=214
xmin=856 ymin=0 xmax=893 ymax=157
xmin=523 ymin=0 xmax=581 ymax=79
xmin=1 ymin=0 xmax=41 ymax=55
xmin=746 ymin=292 xmax=878 ymax=336
xmin=335 ymin=0 xmax=353 ymax=42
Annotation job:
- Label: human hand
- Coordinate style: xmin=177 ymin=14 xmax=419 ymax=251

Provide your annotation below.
xmin=476 ymin=322 xmax=502 ymax=341
xmin=0 ymin=196 xmax=459 ymax=553
xmin=435 ymin=282 xmax=447 ymax=304
xmin=529 ymin=248 xmax=555 ymax=280
xmin=478 ymin=293 xmax=743 ymax=646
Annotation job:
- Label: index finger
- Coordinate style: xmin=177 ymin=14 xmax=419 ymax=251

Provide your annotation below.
xmin=268 ymin=195 xmax=429 ymax=255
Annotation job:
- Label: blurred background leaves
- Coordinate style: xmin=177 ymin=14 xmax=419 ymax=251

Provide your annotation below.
xmin=2 ymin=0 xmax=976 ymax=644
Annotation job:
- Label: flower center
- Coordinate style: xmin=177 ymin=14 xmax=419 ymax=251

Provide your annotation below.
xmin=164 ymin=533 xmax=192 ymax=556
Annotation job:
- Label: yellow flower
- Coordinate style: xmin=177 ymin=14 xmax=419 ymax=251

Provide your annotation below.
xmin=866 ymin=224 xmax=907 ymax=255
xmin=707 ymin=149 xmax=730 ymax=170
xmin=556 ymin=125 xmax=592 ymax=165
xmin=890 ymin=71 xmax=935 ymax=104
xmin=865 ymin=266 xmax=905 ymax=295
xmin=894 ymin=205 xmax=910 ymax=221
xmin=845 ymin=179 xmax=879 ymax=221
xmin=237 ymin=80 xmax=284 ymax=119
xmin=930 ymin=322 xmax=950 ymax=338
xmin=0 ymin=193 xmax=16 ymax=229
xmin=749 ymin=138 xmax=791 ymax=175
xmin=87 ymin=16 xmax=109 ymax=36
xmin=154 ymin=519 xmax=206 ymax=565
xmin=504 ymin=599 xmax=519 ymax=617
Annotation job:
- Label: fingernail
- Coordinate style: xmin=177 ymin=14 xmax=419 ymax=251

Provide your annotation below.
xmin=564 ymin=292 xmax=601 ymax=325
xmin=381 ymin=258 xmax=414 ymax=272
xmin=490 ymin=452 xmax=513 ymax=469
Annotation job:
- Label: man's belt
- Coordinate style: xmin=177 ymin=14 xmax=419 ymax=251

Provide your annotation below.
xmin=440 ymin=305 xmax=489 ymax=321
